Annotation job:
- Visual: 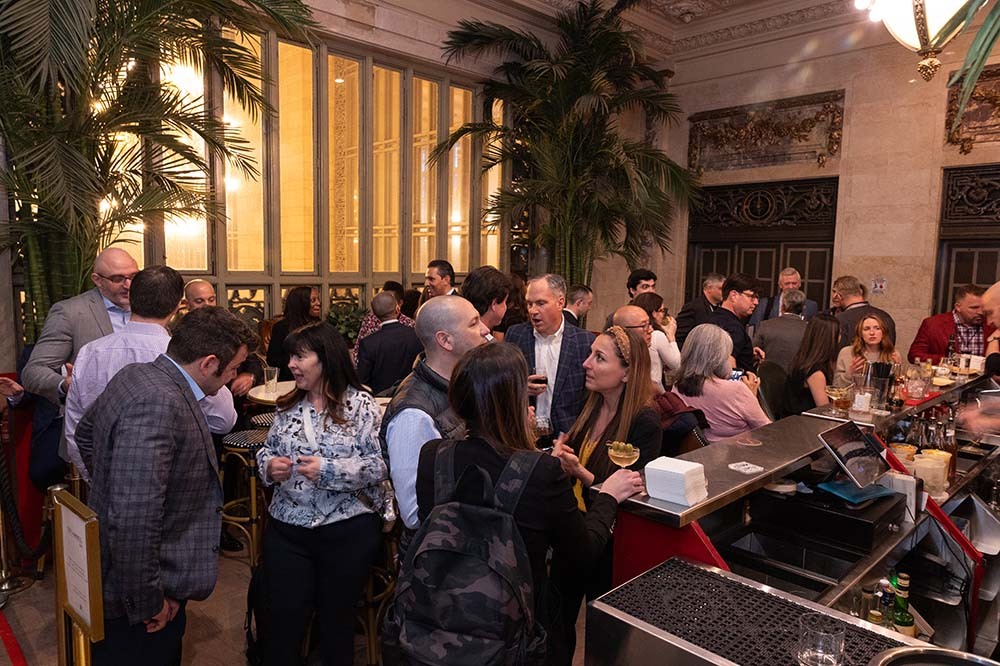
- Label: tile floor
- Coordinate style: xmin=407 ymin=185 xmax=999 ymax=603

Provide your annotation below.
xmin=0 ymin=546 xmax=586 ymax=665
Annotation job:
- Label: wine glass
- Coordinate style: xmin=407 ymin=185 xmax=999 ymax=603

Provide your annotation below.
xmin=606 ymin=440 xmax=640 ymax=468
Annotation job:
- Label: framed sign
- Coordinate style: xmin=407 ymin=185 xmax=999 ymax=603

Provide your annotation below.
xmin=52 ymin=489 xmax=103 ymax=642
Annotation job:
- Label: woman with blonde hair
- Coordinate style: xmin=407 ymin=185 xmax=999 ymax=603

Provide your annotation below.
xmin=834 ymin=313 xmax=901 ymax=386
xmin=548 ymin=326 xmax=660 ymax=665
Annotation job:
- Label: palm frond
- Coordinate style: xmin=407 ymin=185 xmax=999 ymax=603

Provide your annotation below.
xmin=947 ymin=1 xmax=1000 ymax=131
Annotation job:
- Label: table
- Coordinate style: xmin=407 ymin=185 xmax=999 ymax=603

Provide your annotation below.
xmin=247 ymin=381 xmax=296 ymax=405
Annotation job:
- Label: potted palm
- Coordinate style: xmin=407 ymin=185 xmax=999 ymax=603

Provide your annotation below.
xmin=0 ymin=0 xmax=313 ymax=341
xmin=433 ymin=0 xmax=696 ymax=286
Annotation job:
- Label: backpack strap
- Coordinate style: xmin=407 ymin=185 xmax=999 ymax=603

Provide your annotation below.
xmin=433 ymin=439 xmax=458 ymax=506
xmin=493 ymin=451 xmax=543 ymax=515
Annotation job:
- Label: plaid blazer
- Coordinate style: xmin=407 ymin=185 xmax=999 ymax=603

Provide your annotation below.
xmin=505 ymin=323 xmax=595 ymax=436
xmin=76 ymin=354 xmax=222 ymax=624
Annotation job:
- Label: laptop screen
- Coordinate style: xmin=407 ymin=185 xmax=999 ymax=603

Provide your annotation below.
xmin=818 ymin=421 xmax=890 ymax=489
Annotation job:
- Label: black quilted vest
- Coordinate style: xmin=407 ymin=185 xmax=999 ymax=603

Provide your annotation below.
xmin=378 ymin=358 xmax=466 ymax=462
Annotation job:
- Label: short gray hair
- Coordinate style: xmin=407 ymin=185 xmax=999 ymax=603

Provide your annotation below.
xmin=702 ymin=272 xmax=724 ymax=290
xmin=779 ymin=267 xmax=800 ymax=279
xmin=528 ymin=273 xmax=566 ymax=297
xmin=671 ymin=324 xmax=733 ymax=397
xmin=781 ymin=289 xmax=806 ymax=315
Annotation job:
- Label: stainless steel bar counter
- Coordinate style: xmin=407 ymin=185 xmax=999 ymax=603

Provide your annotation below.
xmin=609 ymin=416 xmax=834 ymax=528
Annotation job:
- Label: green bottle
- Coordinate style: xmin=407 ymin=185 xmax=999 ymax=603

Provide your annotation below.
xmin=893 ymin=573 xmax=916 ymax=637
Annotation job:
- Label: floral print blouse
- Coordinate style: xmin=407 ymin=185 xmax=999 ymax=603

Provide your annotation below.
xmin=257 ymin=386 xmax=388 ymax=528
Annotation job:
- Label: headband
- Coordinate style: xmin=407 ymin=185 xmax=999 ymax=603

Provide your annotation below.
xmin=605 ymin=326 xmax=632 ymax=365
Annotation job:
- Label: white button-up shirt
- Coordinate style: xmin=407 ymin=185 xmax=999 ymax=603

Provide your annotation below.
xmin=533 ymin=320 xmax=565 ymax=422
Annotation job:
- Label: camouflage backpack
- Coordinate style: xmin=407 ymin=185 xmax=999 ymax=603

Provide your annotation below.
xmin=383 ymin=440 xmax=547 ymax=665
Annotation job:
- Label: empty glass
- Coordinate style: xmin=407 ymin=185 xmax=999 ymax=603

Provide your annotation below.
xmin=797 ymin=612 xmax=845 ymax=666
xmin=264 ymin=366 xmax=279 ymax=396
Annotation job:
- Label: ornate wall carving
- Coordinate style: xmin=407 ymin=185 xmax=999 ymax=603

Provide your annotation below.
xmin=945 ymin=65 xmax=1000 ymax=154
xmin=940 ymin=165 xmax=1000 ymax=238
xmin=688 ymin=90 xmax=844 ymax=173
xmin=689 ymin=177 xmax=838 ymax=242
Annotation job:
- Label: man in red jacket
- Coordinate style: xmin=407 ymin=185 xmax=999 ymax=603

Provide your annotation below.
xmin=908 ymin=284 xmax=994 ymax=363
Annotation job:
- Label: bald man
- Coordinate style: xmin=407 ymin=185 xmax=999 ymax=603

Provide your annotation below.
xmin=22 ymin=247 xmax=139 ymax=468
xmin=613 ymin=304 xmax=679 ymax=392
xmin=380 ymin=296 xmax=489 ymax=540
xmin=184 ymin=279 xmax=217 ymax=309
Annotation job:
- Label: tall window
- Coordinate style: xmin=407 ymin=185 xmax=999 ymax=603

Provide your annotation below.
xmin=278 ymin=41 xmax=314 ymax=272
xmin=224 ymin=33 xmax=266 ymax=272
xmin=411 ymin=78 xmax=439 ymax=270
xmin=373 ymin=67 xmax=401 ymax=272
xmin=481 ymin=99 xmax=503 ymax=268
xmin=328 ymin=55 xmax=360 ymax=273
xmin=160 ymin=60 xmax=209 ymax=271
xmin=448 ymin=86 xmax=472 ymax=272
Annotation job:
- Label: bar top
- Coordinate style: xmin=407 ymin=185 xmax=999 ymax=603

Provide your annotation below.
xmin=802 ymin=373 xmax=994 ymax=430
xmin=612 ymin=415 xmax=835 ymax=527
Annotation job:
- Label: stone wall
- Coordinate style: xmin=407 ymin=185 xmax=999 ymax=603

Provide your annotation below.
xmin=658 ymin=18 xmax=1000 ymax=355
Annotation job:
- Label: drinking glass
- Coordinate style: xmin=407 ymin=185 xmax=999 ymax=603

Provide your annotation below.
xmin=825 ymin=386 xmax=851 ymax=416
xmin=264 ymin=366 xmax=279 ymax=396
xmin=606 ymin=440 xmax=640 ymax=468
xmin=534 ymin=415 xmax=553 ymax=440
xmin=796 ymin=613 xmax=845 ymax=666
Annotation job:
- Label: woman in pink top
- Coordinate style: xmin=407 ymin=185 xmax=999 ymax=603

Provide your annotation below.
xmin=670 ymin=324 xmax=771 ymax=442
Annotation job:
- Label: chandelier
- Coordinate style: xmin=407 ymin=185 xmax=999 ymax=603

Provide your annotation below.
xmin=855 ymin=0 xmax=979 ymax=81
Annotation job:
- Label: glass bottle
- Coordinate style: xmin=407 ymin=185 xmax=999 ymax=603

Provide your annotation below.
xmin=893 ymin=573 xmax=916 ymax=637
xmin=944 ymin=415 xmax=958 ymax=483
xmin=905 ymin=416 xmax=924 ymax=451
xmin=879 ymin=577 xmax=895 ymax=627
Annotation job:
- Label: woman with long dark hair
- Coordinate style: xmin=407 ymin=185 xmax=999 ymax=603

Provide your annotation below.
xmin=834 ymin=313 xmax=901 ymax=386
xmin=493 ymin=272 xmax=527 ymax=342
xmin=267 ymin=286 xmax=322 ymax=380
xmin=546 ymin=326 xmax=660 ymax=665
xmin=256 ymin=322 xmax=387 ymax=665
xmin=785 ymin=313 xmax=842 ymax=415
xmin=632 ymin=292 xmax=680 ymax=390
xmin=414 ymin=344 xmax=644 ymax=652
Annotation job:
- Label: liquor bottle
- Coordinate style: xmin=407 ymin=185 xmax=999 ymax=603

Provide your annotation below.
xmin=905 ymin=416 xmax=924 ymax=451
xmin=944 ymin=415 xmax=958 ymax=483
xmin=892 ymin=573 xmax=916 ymax=637
xmin=878 ymin=578 xmax=895 ymax=627
xmin=946 ymin=335 xmax=956 ymax=365
xmin=860 ymin=584 xmax=876 ymax=620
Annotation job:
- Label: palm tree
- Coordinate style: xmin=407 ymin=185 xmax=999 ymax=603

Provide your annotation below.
xmin=0 ymin=0 xmax=314 ymax=340
xmin=433 ymin=0 xmax=696 ymax=286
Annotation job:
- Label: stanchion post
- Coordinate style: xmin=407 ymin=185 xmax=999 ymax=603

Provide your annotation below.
xmin=51 ymin=488 xmax=102 ymax=666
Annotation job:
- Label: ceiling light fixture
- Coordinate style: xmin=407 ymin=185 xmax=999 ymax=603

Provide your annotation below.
xmin=859 ymin=0 xmax=979 ymax=80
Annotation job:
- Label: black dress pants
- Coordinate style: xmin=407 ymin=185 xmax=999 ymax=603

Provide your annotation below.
xmin=92 ymin=601 xmax=187 ymax=666
xmin=263 ymin=513 xmax=381 ymax=666
xmin=545 ymin=541 xmax=614 ymax=666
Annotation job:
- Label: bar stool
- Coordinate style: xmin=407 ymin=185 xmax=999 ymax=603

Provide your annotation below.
xmin=220 ymin=429 xmax=268 ymax=566
xmin=356 ymin=531 xmax=399 ymax=666
xmin=249 ymin=411 xmax=275 ymax=429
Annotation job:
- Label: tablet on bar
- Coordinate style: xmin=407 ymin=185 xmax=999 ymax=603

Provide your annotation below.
xmin=818 ymin=420 xmax=890 ymax=489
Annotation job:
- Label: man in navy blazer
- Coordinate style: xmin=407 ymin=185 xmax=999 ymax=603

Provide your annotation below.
xmin=77 ymin=307 xmax=257 ymax=665
xmin=749 ymin=267 xmax=818 ymax=329
xmin=357 ymin=291 xmax=423 ymax=394
xmin=504 ymin=274 xmax=595 ymax=437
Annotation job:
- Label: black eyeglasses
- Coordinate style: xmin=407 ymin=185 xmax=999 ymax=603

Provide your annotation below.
xmin=740 ymin=290 xmax=760 ymax=301
xmin=95 ymin=272 xmax=137 ymax=284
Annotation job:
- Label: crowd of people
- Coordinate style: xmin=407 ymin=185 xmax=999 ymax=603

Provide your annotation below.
xmin=2 ymin=248 xmax=1000 ymax=666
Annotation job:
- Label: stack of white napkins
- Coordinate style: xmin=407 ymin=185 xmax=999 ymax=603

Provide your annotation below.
xmin=644 ymin=456 xmax=708 ymax=506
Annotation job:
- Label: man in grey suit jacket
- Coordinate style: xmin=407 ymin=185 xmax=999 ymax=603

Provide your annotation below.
xmin=753 ymin=289 xmax=809 ymax=374
xmin=21 ymin=248 xmax=139 ymax=468
xmin=76 ymin=307 xmax=257 ymax=665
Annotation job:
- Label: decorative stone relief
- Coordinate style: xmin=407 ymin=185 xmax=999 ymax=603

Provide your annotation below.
xmin=688 ymin=90 xmax=844 ymax=173
xmin=689 ymin=177 xmax=839 ymax=232
xmin=945 ymin=65 xmax=1000 ymax=155
xmin=940 ymin=165 xmax=1000 ymax=230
